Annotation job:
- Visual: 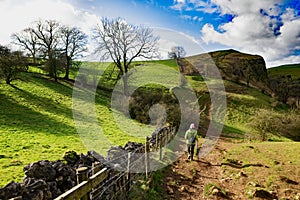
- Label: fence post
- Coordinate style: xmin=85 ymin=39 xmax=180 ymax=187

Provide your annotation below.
xmin=92 ymin=162 xmax=101 ymax=175
xmin=125 ymin=152 xmax=131 ymax=197
xmin=90 ymin=162 xmax=101 ymax=199
xmin=159 ymin=131 xmax=163 ymax=160
xmin=76 ymin=167 xmax=89 ymax=200
xmin=145 ymin=137 xmax=150 ymax=179
xmin=155 ymin=131 xmax=159 ymax=151
xmin=167 ymin=127 xmax=171 ymax=144
xmin=171 ymin=127 xmax=176 ymax=140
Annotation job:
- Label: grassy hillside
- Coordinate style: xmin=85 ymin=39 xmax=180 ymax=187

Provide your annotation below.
xmin=0 ymin=60 xmax=298 ymax=188
xmin=268 ymin=63 xmax=300 ymax=80
xmin=0 ymin=71 xmax=145 ymax=187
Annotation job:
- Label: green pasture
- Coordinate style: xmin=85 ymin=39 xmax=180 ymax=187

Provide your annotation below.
xmin=0 ymin=71 xmax=145 ymax=186
xmin=0 ymin=59 xmax=298 ymax=187
xmin=268 ymin=64 xmax=300 ymax=80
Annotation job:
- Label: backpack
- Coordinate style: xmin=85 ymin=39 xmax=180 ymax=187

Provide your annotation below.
xmin=189 ymin=133 xmax=196 ymax=144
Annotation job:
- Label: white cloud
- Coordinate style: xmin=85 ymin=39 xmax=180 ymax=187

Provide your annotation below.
xmin=0 ymin=0 xmax=100 ymax=46
xmin=175 ymin=0 xmax=186 ymax=3
xmin=268 ymin=55 xmax=300 ymax=67
xmin=200 ymin=1 xmax=300 ymax=67
xmin=211 ymin=0 xmax=282 ymax=15
xmin=180 ymin=15 xmax=203 ymax=22
xmin=171 ymin=3 xmax=187 ymax=11
xmin=171 ymin=0 xmax=218 ymax=13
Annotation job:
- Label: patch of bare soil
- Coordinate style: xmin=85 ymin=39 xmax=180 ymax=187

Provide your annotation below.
xmin=160 ymin=139 xmax=300 ymax=200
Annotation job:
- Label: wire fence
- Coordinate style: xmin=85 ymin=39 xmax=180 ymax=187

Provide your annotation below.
xmin=54 ymin=125 xmax=176 ymax=200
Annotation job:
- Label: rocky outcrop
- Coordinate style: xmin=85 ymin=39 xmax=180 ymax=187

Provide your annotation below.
xmin=179 ymin=50 xmax=300 ymax=106
xmin=180 ymin=49 xmax=270 ymax=93
xmin=210 ymin=50 xmax=268 ymax=87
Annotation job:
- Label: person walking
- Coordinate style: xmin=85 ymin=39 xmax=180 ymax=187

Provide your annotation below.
xmin=185 ymin=123 xmax=198 ymax=161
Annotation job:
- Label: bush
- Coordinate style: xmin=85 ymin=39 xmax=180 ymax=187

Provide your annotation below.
xmin=249 ymin=109 xmax=300 ymax=141
xmin=0 ymin=45 xmax=27 ymax=84
xmin=129 ymin=86 xmax=181 ymax=127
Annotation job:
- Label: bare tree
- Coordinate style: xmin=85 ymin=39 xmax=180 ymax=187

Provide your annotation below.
xmin=31 ymin=19 xmax=61 ymax=81
xmin=168 ymin=46 xmax=186 ymax=61
xmin=93 ymin=17 xmax=159 ymax=94
xmin=60 ymin=26 xmax=88 ymax=80
xmin=11 ymin=28 xmax=39 ymax=65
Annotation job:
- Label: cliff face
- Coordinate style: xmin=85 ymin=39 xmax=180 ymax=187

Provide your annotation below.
xmin=181 ymin=49 xmax=270 ymax=92
xmin=210 ymin=50 xmax=268 ymax=86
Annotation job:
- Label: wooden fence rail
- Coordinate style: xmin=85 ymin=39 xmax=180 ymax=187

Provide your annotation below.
xmin=54 ymin=168 xmax=108 ymax=200
xmin=54 ymin=125 xmax=176 ymax=200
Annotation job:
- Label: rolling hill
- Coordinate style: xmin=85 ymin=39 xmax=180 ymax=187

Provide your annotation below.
xmin=0 ymin=51 xmax=299 ymax=195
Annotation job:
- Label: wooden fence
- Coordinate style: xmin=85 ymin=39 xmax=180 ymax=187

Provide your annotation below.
xmin=54 ymin=126 xmax=176 ymax=200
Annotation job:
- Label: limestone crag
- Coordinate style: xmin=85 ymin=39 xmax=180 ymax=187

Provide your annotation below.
xmin=180 ymin=49 xmax=270 ymax=93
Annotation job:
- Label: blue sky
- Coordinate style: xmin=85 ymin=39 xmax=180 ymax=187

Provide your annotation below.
xmin=0 ymin=0 xmax=300 ymax=67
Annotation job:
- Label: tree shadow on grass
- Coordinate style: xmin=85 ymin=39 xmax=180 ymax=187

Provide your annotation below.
xmin=27 ymin=74 xmax=112 ymax=108
xmin=1 ymin=86 xmax=75 ymax=136
xmin=221 ymin=125 xmax=245 ymax=140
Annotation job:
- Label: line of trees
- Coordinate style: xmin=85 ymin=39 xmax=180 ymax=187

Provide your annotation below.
xmin=0 ymin=17 xmax=162 ymax=86
xmin=11 ymin=19 xmax=88 ymax=81
xmin=0 ymin=19 xmax=89 ymax=84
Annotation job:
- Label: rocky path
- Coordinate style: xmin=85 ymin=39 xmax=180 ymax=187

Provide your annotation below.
xmin=159 ymin=139 xmax=290 ymax=200
xmin=161 ymin=140 xmax=233 ymax=199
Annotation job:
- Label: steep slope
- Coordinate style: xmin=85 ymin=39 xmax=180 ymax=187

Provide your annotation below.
xmin=180 ymin=49 xmax=270 ymax=93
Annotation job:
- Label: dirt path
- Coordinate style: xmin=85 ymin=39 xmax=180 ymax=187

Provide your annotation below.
xmin=160 ymin=139 xmax=300 ymax=200
xmin=161 ymin=140 xmax=234 ymax=199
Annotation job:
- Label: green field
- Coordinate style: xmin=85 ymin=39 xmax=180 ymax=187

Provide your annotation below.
xmin=0 ymin=71 xmax=146 ymax=186
xmin=0 ymin=60 xmax=298 ymax=187
xmin=268 ymin=64 xmax=300 ymax=80
xmin=222 ymin=141 xmax=300 ymax=197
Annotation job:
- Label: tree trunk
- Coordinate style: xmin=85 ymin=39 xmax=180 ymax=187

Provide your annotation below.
xmin=32 ymin=50 xmax=37 ymax=65
xmin=123 ymin=75 xmax=129 ymax=96
xmin=6 ymin=77 xmax=11 ymax=84
xmin=32 ymin=56 xmax=37 ymax=65
xmin=48 ymin=50 xmax=55 ymax=78
xmin=64 ymin=58 xmax=71 ymax=80
xmin=64 ymin=68 xmax=69 ymax=80
xmin=47 ymin=61 xmax=54 ymax=77
xmin=54 ymin=62 xmax=58 ymax=82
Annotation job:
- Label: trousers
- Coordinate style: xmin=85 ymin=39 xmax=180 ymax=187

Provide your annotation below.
xmin=187 ymin=144 xmax=195 ymax=160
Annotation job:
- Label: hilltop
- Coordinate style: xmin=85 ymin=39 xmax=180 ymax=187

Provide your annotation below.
xmin=180 ymin=49 xmax=269 ymax=92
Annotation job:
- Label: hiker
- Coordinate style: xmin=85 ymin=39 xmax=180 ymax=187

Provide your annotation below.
xmin=185 ymin=123 xmax=198 ymax=161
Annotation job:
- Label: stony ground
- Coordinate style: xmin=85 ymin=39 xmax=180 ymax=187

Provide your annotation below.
xmin=160 ymin=139 xmax=300 ymax=200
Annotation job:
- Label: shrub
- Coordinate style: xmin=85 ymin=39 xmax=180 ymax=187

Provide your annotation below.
xmin=0 ymin=45 xmax=27 ymax=84
xmin=249 ymin=109 xmax=300 ymax=141
xmin=129 ymin=86 xmax=181 ymax=127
